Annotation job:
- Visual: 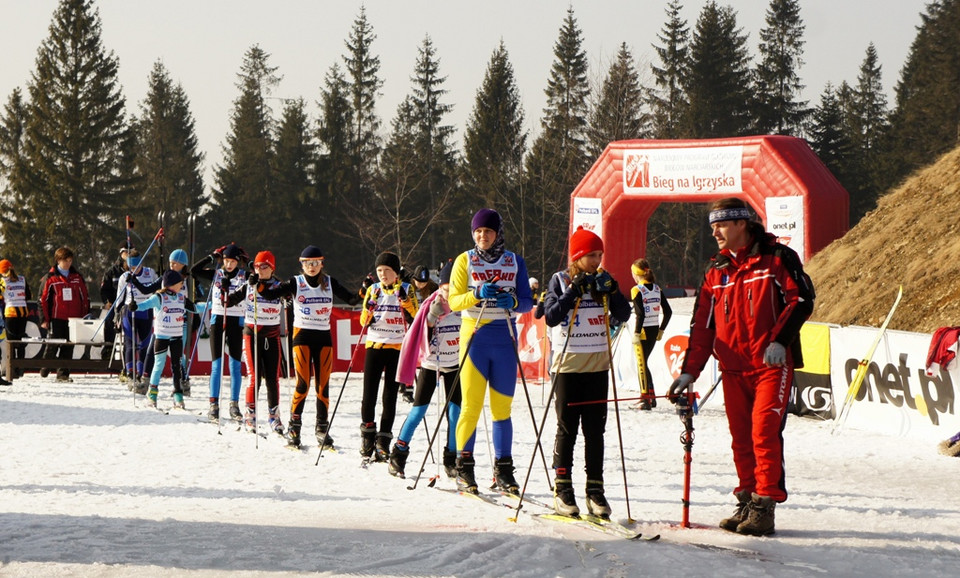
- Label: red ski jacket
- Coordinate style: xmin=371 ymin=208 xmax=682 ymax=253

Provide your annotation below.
xmin=39 ymin=266 xmax=90 ymax=322
xmin=682 ymin=233 xmax=814 ymax=378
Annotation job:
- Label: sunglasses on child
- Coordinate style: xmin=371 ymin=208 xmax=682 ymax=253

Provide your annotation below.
xmin=300 ymin=259 xmax=323 ymax=267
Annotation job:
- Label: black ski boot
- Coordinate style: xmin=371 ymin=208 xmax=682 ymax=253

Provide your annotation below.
xmin=443 ymin=447 xmax=457 ymax=478
xmin=316 ymin=421 xmax=334 ymax=447
xmin=207 ymin=401 xmax=220 ymax=422
xmin=388 ymin=442 xmax=409 ymax=478
xmin=456 ymin=452 xmax=478 ymax=494
xmin=268 ymin=406 xmax=284 ymax=436
xmin=554 ymin=478 xmax=580 ymax=517
xmin=288 ymin=415 xmax=302 ymax=447
xmin=719 ymin=490 xmax=752 ymax=532
xmin=359 ymin=423 xmax=376 ymax=458
xmin=585 ymin=480 xmax=612 ymax=519
xmin=401 ymin=385 xmax=415 ymax=404
xmin=494 ymin=456 xmax=520 ymax=495
xmin=375 ymin=432 xmax=392 ymax=463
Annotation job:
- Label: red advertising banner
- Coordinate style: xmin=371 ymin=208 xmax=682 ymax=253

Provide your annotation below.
xmin=330 ymin=307 xmax=367 ymax=372
xmin=515 ymin=311 xmax=549 ymax=384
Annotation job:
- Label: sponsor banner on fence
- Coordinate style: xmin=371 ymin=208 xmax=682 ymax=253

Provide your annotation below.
xmin=765 ymin=195 xmax=806 ymax=262
xmin=623 ymin=146 xmax=743 ymax=195
xmin=830 ymin=327 xmax=960 ymax=440
xmin=571 ymin=197 xmax=603 ymax=239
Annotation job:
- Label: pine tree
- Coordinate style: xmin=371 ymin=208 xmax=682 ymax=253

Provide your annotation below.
xmin=586 ymin=42 xmax=648 ymax=158
xmin=846 ymin=44 xmax=890 ymax=222
xmin=684 ymin=2 xmax=754 ymax=137
xmin=887 ymin=0 xmax=960 ymax=182
xmin=315 ymin=63 xmax=354 ymax=271
xmin=753 ymin=0 xmax=809 ymax=135
xmin=524 ymin=7 xmax=592 ymax=278
xmin=272 ymin=97 xmax=316 ymax=270
xmin=1 ymin=0 xmax=135 ymax=284
xmin=461 ymin=42 xmax=527 ymax=248
xmin=209 ymin=45 xmax=279 ymax=253
xmin=132 ymin=60 xmax=207 ymax=261
xmin=809 ymin=83 xmax=855 ymax=190
xmin=648 ymin=0 xmax=690 ymax=139
xmin=0 ymin=89 xmax=45 ymax=270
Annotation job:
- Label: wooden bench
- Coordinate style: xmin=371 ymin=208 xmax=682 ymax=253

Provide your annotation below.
xmin=4 ymin=339 xmax=121 ymax=381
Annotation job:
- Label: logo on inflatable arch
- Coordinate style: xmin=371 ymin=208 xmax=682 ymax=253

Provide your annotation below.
xmin=663 ymin=334 xmax=689 ymax=379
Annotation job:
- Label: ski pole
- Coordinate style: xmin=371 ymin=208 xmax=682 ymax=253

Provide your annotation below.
xmin=314 ymin=311 xmax=373 ymax=465
xmin=252 ymin=274 xmax=260 ymax=449
xmin=696 ymin=373 xmax=724 ymax=409
xmin=604 ymin=294 xmax=634 ymax=523
xmin=215 ymin=305 xmax=229 ymax=436
xmin=677 ymin=389 xmax=696 ymax=528
xmin=407 ymin=300 xmax=489 ymax=490
xmin=510 ymin=294 xmax=581 ymax=522
xmin=184 ymin=286 xmax=214 ymax=378
xmin=504 ymin=310 xmax=553 ymax=490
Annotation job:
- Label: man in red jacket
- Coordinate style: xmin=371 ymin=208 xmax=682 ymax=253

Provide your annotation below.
xmin=39 ymin=247 xmax=91 ymax=382
xmin=669 ymin=198 xmax=814 ymax=536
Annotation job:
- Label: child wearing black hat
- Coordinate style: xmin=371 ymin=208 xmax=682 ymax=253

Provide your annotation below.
xmin=190 ymin=243 xmax=248 ymax=423
xmin=358 ymin=251 xmax=419 ymax=461
xmin=133 ymin=270 xmax=204 ymax=409
xmin=254 ymin=245 xmax=360 ymax=448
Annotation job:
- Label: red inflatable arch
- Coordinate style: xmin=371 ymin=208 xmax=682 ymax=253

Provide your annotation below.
xmin=569 ymin=136 xmax=849 ymax=287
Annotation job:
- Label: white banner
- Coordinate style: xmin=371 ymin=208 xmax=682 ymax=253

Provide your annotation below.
xmin=571 ymin=197 xmax=603 ymax=238
xmin=830 ymin=327 xmax=960 ymax=440
xmin=622 ymin=146 xmax=743 ymax=195
xmin=765 ymin=196 xmax=806 ymax=262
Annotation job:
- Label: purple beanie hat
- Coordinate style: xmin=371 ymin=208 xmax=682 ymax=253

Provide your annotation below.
xmin=471 ymin=208 xmax=501 ymax=232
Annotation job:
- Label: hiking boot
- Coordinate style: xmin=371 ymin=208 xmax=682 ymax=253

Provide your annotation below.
xmin=585 ymin=481 xmax=611 ymax=519
xmin=229 ymin=401 xmax=243 ymax=423
xmin=443 ymin=447 xmax=457 ymax=478
xmin=494 ymin=456 xmax=519 ymax=495
xmin=172 ymin=393 xmax=185 ymax=410
xmin=316 ymin=421 xmax=334 ymax=446
xmin=736 ymin=493 xmax=777 ymax=536
xmin=207 ymin=402 xmax=220 ymax=422
xmin=375 ymin=432 xmax=392 ymax=463
xmin=719 ymin=490 xmax=753 ymax=532
xmin=359 ymin=423 xmax=376 ymax=458
xmin=554 ymin=479 xmax=580 ymax=517
xmin=388 ymin=442 xmax=409 ymax=478
xmin=268 ymin=406 xmax=284 ymax=435
xmin=456 ymin=452 xmax=478 ymax=494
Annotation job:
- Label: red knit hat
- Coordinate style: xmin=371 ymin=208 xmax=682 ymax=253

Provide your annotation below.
xmin=254 ymin=251 xmax=276 ymax=269
xmin=569 ymin=227 xmax=604 ymax=261
xmin=0 ymin=259 xmax=11 ymax=274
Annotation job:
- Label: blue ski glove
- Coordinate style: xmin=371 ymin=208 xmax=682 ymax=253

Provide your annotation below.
xmin=475 ymin=282 xmax=500 ymax=300
xmin=495 ymin=291 xmax=517 ymax=310
xmin=594 ymin=270 xmax=616 ymax=293
xmin=763 ymin=342 xmax=786 ymax=366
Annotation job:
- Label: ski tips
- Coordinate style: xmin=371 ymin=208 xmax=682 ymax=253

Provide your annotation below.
xmin=427 ymin=476 xmax=438 ymax=488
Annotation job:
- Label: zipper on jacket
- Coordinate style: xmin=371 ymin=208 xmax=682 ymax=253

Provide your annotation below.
xmin=748 ymin=288 xmax=754 ymax=318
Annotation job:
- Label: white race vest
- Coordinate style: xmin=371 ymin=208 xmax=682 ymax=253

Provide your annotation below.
xmin=154 ymin=291 xmax=187 ymax=339
xmin=292 ymin=274 xmax=334 ymax=331
xmin=211 ymin=270 xmax=246 ymax=317
xmin=244 ymin=279 xmax=283 ymax=327
xmin=2 ymin=275 xmax=28 ymax=310
xmin=119 ymin=268 xmax=159 ymax=306
xmin=550 ymin=272 xmax=608 ymax=355
xmin=463 ymin=250 xmax=520 ymax=322
xmin=637 ymin=284 xmax=663 ymax=328
xmin=365 ymin=283 xmax=408 ymax=345
xmin=423 ymin=310 xmax=461 ymax=370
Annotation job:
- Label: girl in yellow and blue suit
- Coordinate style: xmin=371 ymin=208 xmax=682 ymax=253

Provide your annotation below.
xmin=448 ymin=208 xmax=533 ymax=494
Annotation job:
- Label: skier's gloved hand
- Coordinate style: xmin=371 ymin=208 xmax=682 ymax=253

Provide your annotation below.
xmin=763 ymin=342 xmax=786 ymax=366
xmin=657 ymin=329 xmax=665 ymax=341
xmin=594 ymin=270 xmax=616 ymax=293
xmin=397 ymin=284 xmax=407 ymax=301
xmin=427 ymin=299 xmax=445 ymax=325
xmin=572 ymin=272 xmax=595 ymax=294
xmin=668 ymin=373 xmax=695 ymax=403
xmin=247 ymin=273 xmax=259 ymax=286
xmin=475 ymin=282 xmax=500 ymax=300
xmin=365 ymin=294 xmax=378 ymax=311
xmin=128 ymin=300 xmax=138 ymax=312
xmin=495 ymin=291 xmax=517 ymax=310
xmin=632 ymin=332 xmax=643 ymax=345
xmin=213 ymin=245 xmax=227 ymax=258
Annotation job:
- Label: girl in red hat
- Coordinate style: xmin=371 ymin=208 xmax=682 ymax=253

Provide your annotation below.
xmin=226 ymin=250 xmax=285 ymax=435
xmin=542 ymin=227 xmax=631 ymax=518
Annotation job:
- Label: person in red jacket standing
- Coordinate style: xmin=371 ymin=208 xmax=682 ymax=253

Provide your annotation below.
xmin=668 ymin=198 xmax=814 ymax=536
xmin=39 ymin=247 xmax=91 ymax=382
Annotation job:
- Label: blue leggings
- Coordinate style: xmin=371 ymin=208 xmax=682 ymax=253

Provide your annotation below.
xmin=397 ymin=367 xmax=460 ymax=451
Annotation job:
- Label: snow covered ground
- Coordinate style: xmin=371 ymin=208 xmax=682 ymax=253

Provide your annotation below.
xmin=1 ymin=370 xmax=958 ymax=577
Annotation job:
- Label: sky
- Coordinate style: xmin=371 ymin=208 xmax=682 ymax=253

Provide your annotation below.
xmin=0 ymin=0 xmax=932 ymax=187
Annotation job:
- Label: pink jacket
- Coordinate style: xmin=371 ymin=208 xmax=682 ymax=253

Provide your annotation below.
xmin=396 ymin=291 xmax=449 ymax=385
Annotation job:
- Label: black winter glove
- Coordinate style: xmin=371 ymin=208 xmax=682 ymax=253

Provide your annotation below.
xmin=397 ymin=283 xmax=407 ymax=301
xmin=594 ymin=271 xmax=617 ymax=294
xmin=247 ymin=273 xmax=259 ymax=286
xmin=571 ymin=272 xmax=595 ymax=295
xmin=128 ymin=300 xmax=138 ymax=312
